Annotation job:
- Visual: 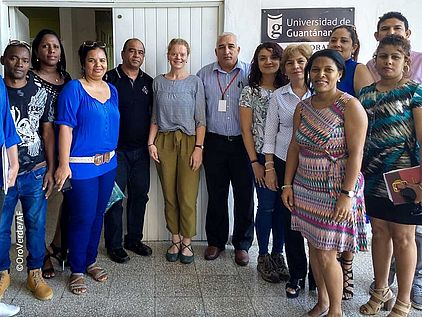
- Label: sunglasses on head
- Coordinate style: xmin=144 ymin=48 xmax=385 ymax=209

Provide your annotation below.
xmin=82 ymin=41 xmax=106 ymax=48
xmin=8 ymin=39 xmax=31 ymax=50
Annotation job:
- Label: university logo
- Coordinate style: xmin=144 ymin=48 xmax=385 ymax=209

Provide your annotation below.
xmin=267 ymin=13 xmax=283 ymax=40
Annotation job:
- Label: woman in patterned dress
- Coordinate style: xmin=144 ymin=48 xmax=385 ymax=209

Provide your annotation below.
xmin=359 ymin=35 xmax=422 ymax=317
xmin=282 ymin=49 xmax=367 ymax=317
xmin=239 ymin=42 xmax=289 ymax=283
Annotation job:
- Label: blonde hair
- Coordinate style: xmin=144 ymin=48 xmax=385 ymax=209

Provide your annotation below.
xmin=167 ymin=38 xmax=190 ymax=55
xmin=280 ymin=44 xmax=313 ymax=73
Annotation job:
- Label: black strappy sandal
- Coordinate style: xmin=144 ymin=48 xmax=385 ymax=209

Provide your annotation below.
xmin=285 ymin=278 xmax=305 ymax=298
xmin=341 ymin=258 xmax=354 ymax=300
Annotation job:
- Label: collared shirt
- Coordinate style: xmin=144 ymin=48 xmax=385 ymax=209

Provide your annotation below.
xmin=105 ymin=65 xmax=153 ymax=151
xmin=367 ymin=50 xmax=422 ymax=83
xmin=263 ymin=83 xmax=312 ymax=161
xmin=197 ymin=60 xmax=249 ymax=136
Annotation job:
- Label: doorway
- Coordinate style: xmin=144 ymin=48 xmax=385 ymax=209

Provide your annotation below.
xmin=17 ymin=7 xmax=113 ymax=78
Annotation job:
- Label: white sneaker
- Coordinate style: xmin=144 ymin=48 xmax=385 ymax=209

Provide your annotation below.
xmin=0 ymin=303 xmax=20 ymax=317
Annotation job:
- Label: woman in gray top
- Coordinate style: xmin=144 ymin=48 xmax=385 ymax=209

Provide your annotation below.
xmin=148 ymin=38 xmax=206 ymax=264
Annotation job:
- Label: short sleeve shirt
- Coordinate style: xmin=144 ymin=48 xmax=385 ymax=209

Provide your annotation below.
xmin=6 ymin=72 xmax=54 ymax=173
xmin=239 ymin=86 xmax=273 ymax=153
xmin=56 ymin=80 xmax=120 ymax=180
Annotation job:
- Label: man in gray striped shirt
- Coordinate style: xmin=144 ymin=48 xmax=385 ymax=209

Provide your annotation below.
xmin=197 ymin=32 xmax=254 ymax=266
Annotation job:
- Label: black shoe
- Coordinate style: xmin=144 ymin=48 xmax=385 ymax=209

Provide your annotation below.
xmin=108 ymin=248 xmax=130 ymax=263
xmin=124 ymin=241 xmax=153 ymax=256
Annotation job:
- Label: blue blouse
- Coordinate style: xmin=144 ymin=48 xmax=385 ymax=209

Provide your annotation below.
xmin=56 ymin=80 xmax=119 ymax=180
xmin=338 ymin=58 xmax=358 ymax=97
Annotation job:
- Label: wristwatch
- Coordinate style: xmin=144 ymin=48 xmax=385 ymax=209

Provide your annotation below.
xmin=341 ymin=189 xmax=355 ymax=198
xmin=195 ymin=144 xmax=204 ymax=150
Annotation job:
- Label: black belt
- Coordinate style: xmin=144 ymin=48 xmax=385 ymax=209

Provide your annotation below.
xmin=206 ymin=132 xmax=242 ymax=142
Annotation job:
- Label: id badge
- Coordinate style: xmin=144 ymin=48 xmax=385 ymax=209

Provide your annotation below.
xmin=218 ymin=100 xmax=227 ymax=112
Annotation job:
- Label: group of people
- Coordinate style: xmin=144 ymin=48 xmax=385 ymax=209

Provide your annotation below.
xmin=0 ymin=9 xmax=420 ymax=317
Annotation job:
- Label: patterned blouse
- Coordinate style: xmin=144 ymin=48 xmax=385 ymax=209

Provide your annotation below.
xmin=239 ymin=86 xmax=273 ymax=153
xmin=359 ymin=80 xmax=422 ymax=197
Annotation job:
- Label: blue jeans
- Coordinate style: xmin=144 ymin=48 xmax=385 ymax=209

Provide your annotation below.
xmin=65 ymin=169 xmax=116 ymax=273
xmin=0 ymin=166 xmax=47 ymax=271
xmin=255 ymin=154 xmax=284 ymax=255
xmin=104 ymin=148 xmax=150 ymax=250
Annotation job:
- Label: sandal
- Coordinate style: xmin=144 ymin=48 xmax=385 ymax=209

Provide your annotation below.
xmin=86 ymin=263 xmax=108 ymax=282
xmin=360 ymin=287 xmax=395 ymax=315
xmin=69 ymin=274 xmax=87 ymax=295
xmin=341 ymin=257 xmax=354 ymax=300
xmin=49 ymin=243 xmax=65 ymax=269
xmin=166 ymin=239 xmax=181 ymax=262
xmin=179 ymin=243 xmax=194 ymax=264
xmin=286 ymin=278 xmax=305 ymax=298
xmin=42 ymin=254 xmax=55 ymax=279
xmin=388 ymin=298 xmax=411 ymax=317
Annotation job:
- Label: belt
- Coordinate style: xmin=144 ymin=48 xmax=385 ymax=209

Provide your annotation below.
xmin=206 ymin=132 xmax=242 ymax=142
xmin=69 ymin=150 xmax=115 ymax=166
xmin=17 ymin=161 xmax=47 ymax=176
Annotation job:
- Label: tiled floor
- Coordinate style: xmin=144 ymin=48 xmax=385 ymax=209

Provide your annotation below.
xmin=2 ymin=193 xmax=422 ymax=316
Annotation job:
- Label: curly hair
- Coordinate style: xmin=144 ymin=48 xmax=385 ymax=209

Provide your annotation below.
xmin=280 ymin=43 xmax=313 ymax=74
xmin=248 ymin=42 xmax=288 ymax=89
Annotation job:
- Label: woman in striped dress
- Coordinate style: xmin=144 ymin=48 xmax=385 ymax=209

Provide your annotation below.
xmin=282 ymin=49 xmax=367 ymax=317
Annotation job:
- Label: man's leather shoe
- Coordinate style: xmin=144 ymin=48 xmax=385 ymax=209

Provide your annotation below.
xmin=204 ymin=246 xmax=222 ymax=260
xmin=125 ymin=241 xmax=153 ymax=256
xmin=108 ymin=248 xmax=130 ymax=263
xmin=235 ymin=249 xmax=249 ymax=266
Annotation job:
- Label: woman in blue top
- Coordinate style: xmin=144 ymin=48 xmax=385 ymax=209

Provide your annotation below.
xmin=328 ymin=24 xmax=374 ymax=301
xmin=55 ymin=41 xmax=119 ymax=295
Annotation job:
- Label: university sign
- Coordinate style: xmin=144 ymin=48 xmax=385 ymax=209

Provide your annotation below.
xmin=261 ymin=7 xmax=355 ymax=50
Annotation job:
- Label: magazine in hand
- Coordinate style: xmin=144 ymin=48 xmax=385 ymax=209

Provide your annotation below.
xmin=383 ymin=165 xmax=421 ymax=205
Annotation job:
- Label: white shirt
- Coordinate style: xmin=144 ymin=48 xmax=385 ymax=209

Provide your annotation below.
xmin=263 ymin=83 xmax=311 ymax=161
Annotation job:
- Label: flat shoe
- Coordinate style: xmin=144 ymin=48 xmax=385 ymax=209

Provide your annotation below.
xmin=179 ymin=242 xmax=194 ymax=264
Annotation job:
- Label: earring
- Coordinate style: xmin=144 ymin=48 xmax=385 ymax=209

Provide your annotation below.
xmin=403 ymin=64 xmax=410 ymax=73
xmin=338 ymin=78 xmax=341 ymax=82
xmin=36 ymin=58 xmax=39 ymax=62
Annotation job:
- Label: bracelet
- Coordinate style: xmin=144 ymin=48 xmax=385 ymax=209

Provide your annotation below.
xmin=264 ymin=161 xmax=274 ymax=167
xmin=250 ymin=159 xmax=259 ymax=164
xmin=265 ymin=168 xmax=275 ymax=172
xmin=281 ymin=184 xmax=293 ymax=190
xmin=148 ymin=144 xmax=155 ymax=147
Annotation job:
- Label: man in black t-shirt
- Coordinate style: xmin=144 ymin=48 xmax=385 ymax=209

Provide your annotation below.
xmin=104 ymin=38 xmax=153 ymax=263
xmin=0 ymin=42 xmax=55 ymax=301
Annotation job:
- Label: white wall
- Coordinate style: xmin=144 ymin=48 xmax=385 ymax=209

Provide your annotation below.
xmin=225 ymin=0 xmax=422 ymax=66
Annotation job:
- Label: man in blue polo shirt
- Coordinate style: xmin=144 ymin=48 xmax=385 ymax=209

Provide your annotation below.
xmin=197 ymin=32 xmax=254 ymax=266
xmin=104 ymin=38 xmax=153 ymax=263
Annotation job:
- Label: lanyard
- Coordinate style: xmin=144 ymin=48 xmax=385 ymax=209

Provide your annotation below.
xmin=216 ymin=69 xmax=240 ymax=100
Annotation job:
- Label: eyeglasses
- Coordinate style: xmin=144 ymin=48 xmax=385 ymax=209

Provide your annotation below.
xmin=333 ymin=24 xmax=357 ymax=32
xmin=82 ymin=41 xmax=107 ymax=48
xmin=8 ymin=39 xmax=31 ymax=50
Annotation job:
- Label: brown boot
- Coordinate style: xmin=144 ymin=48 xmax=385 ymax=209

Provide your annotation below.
xmin=27 ymin=268 xmax=53 ymax=300
xmin=0 ymin=270 xmax=10 ymax=299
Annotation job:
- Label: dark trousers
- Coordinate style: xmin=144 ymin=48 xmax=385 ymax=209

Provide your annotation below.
xmin=104 ymin=148 xmax=150 ymax=250
xmin=275 ymin=156 xmax=307 ymax=280
xmin=203 ymin=133 xmax=254 ymax=251
xmin=66 ymin=169 xmax=116 ymax=273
